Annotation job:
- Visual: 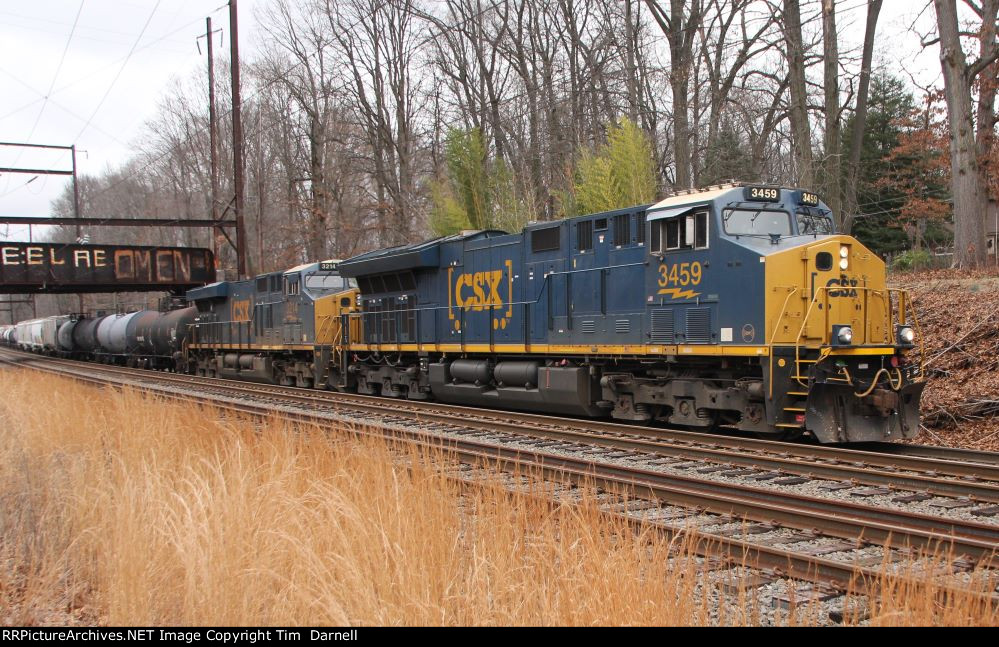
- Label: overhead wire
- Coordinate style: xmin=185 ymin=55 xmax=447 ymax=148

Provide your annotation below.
xmin=74 ymin=0 xmax=163 ymax=143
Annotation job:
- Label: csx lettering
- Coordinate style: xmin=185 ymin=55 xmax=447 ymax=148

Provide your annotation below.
xmin=231 ymin=299 xmax=251 ymax=322
xmin=826 ymin=275 xmax=859 ymax=297
xmin=657 ymin=261 xmax=703 ymax=287
xmin=455 ymin=270 xmax=504 ymax=311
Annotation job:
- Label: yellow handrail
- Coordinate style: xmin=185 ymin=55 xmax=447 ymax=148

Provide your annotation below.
xmin=768 ymin=286 xmax=799 ymax=398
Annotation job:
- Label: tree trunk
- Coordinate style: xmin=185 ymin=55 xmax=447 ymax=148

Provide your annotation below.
xmin=644 ymin=0 xmax=701 ymax=189
xmin=821 ymin=0 xmax=842 ymax=221
xmin=842 ymin=0 xmax=882 ymax=234
xmin=975 ymin=0 xmax=999 ymax=210
xmin=308 ymin=114 xmax=327 ymax=262
xmin=935 ymin=0 xmax=986 ymax=267
xmin=783 ymin=0 xmax=813 ymax=188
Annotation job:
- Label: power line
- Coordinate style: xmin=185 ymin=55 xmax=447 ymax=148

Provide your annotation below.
xmin=0 ymin=67 xmax=129 ymax=146
xmin=24 ymin=0 xmax=85 ymax=144
xmin=0 ymin=0 xmax=87 ymax=198
xmin=0 ymin=12 xmax=213 ymax=125
xmin=74 ymin=0 xmax=163 ymax=143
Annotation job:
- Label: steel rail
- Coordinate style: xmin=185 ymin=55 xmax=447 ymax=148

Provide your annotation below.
xmin=7 ymin=350 xmax=999 ymax=502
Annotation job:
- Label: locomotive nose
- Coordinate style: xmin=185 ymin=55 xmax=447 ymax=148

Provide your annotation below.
xmin=765 ymin=235 xmax=888 ymax=347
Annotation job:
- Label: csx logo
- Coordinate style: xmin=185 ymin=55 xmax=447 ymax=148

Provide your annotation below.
xmin=231 ymin=298 xmax=251 ymax=322
xmin=449 ymin=260 xmax=514 ymax=331
xmin=455 ymin=270 xmax=503 ymax=310
xmin=826 ymin=275 xmax=859 ymax=298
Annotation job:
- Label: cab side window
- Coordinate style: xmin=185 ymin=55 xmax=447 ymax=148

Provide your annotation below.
xmin=651 ymin=210 xmax=709 ymax=253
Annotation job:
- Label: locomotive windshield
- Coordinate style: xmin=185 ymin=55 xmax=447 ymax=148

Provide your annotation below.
xmin=796 ymin=211 xmax=834 ymax=235
xmin=722 ymin=209 xmax=792 ymax=236
xmin=305 ymin=274 xmax=355 ymax=292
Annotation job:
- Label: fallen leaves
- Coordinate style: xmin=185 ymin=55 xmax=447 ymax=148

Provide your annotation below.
xmin=891 ymin=268 xmax=999 ymax=450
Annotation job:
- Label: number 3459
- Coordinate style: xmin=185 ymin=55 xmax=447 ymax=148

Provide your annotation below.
xmin=657 ymin=261 xmax=702 ymax=287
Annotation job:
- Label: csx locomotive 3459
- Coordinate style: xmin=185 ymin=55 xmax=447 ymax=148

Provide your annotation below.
xmin=5 ymin=184 xmax=925 ymax=444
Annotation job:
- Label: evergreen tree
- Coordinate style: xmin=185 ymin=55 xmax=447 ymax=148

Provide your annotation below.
xmin=574 ymin=151 xmax=618 ymax=215
xmin=701 ymin=121 xmax=753 ymax=186
xmin=842 ymin=74 xmax=921 ymax=256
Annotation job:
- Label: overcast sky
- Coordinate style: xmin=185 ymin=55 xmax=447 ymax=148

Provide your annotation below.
xmin=0 ymin=0 xmax=941 ymax=242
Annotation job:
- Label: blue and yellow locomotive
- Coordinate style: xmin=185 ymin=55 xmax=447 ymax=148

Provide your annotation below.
xmin=2 ymin=183 xmax=922 ymax=443
xmin=332 ymin=183 xmax=924 ymax=443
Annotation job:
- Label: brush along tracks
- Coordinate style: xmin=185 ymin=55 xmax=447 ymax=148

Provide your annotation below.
xmin=2 ymin=348 xmax=998 ymax=613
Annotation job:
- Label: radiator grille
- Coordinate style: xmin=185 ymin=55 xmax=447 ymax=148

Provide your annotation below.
xmin=615 ymin=319 xmax=631 ymax=334
xmin=685 ymin=308 xmax=712 ymax=343
xmin=649 ymin=309 xmax=674 ymax=344
xmin=581 ymin=320 xmax=596 ymax=334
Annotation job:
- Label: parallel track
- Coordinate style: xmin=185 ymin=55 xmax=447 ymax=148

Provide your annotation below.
xmin=2 ymin=348 xmax=998 ymax=608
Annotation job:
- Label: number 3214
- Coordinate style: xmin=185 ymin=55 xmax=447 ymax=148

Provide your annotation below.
xmin=658 ymin=261 xmax=702 ymax=287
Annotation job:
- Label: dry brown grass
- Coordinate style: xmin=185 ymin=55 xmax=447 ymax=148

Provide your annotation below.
xmin=0 ymin=369 xmax=995 ymax=626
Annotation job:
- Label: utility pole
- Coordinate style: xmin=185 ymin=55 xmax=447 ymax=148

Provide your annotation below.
xmin=229 ymin=0 xmax=247 ymax=279
xmin=204 ymin=16 xmax=222 ymax=278
xmin=71 ymin=144 xmax=83 ymax=313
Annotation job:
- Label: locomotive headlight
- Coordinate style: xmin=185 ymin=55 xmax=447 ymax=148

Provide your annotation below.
xmin=839 ymin=257 xmax=849 ymax=270
xmin=839 ymin=246 xmax=849 ymax=258
xmin=834 ymin=325 xmax=853 ymax=345
xmin=839 ymin=246 xmax=850 ymax=270
xmin=897 ymin=325 xmax=916 ymax=345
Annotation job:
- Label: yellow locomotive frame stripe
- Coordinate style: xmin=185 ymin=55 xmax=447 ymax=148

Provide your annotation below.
xmin=191 ymin=341 xmax=897 ymax=358
xmin=345 ymin=342 xmax=772 ymax=356
xmin=189 ymin=343 xmax=316 ymax=351
xmin=826 ymin=347 xmax=895 ymax=356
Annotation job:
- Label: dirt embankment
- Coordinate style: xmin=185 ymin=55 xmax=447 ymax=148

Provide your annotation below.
xmin=891 ymin=268 xmax=999 ymax=450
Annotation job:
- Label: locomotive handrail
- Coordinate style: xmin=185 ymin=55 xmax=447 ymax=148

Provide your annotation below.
xmin=316 ymin=313 xmax=337 ymax=345
xmin=889 ymin=287 xmax=926 ymax=378
xmin=767 ymin=286 xmax=800 ymax=399
xmin=787 ymin=285 xmax=924 ymax=390
xmin=345 ymin=275 xmax=655 ymax=351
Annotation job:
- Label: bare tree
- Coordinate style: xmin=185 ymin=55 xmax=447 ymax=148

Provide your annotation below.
xmin=645 ymin=0 xmax=703 ymax=189
xmin=933 ymin=0 xmax=999 ymax=267
xmin=325 ymin=0 xmax=427 ymax=246
xmin=782 ymin=0 xmax=813 ymax=187
xmin=841 ymin=0 xmax=882 ymax=234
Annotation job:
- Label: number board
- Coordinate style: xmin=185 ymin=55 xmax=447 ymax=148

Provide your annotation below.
xmin=799 ymin=191 xmax=820 ymax=206
xmin=319 ymin=261 xmax=338 ymax=272
xmin=743 ymin=186 xmax=780 ymax=202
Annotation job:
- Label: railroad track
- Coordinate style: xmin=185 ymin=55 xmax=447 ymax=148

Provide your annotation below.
xmin=2 ymin=348 xmax=998 ymax=616
xmin=7 ymin=349 xmax=999 ymax=503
